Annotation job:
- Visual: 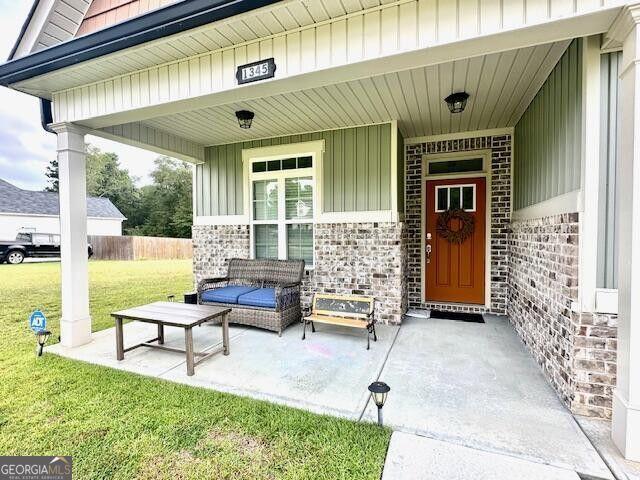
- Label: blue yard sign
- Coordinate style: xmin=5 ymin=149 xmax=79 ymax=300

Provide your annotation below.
xmin=29 ymin=310 xmax=47 ymax=333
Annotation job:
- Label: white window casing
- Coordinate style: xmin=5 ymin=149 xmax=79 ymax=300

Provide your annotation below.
xmin=243 ymin=141 xmax=324 ymax=269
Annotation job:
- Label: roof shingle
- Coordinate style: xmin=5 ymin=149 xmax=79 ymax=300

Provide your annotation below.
xmin=0 ymin=179 xmax=126 ymax=219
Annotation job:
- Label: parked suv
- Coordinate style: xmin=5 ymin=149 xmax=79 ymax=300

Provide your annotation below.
xmin=0 ymin=232 xmax=93 ymax=264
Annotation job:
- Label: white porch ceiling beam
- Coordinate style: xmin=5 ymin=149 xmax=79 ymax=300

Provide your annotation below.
xmin=94 ymin=122 xmax=206 ymax=163
xmin=48 ymin=4 xmax=621 ymax=129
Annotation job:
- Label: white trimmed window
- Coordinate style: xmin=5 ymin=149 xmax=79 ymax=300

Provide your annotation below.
xmin=249 ymin=156 xmax=315 ymax=268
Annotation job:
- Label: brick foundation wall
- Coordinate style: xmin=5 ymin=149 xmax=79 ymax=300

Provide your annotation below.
xmin=307 ymin=222 xmax=406 ymax=324
xmin=508 ymin=213 xmax=580 ymax=405
xmin=192 ymin=225 xmax=250 ymax=283
xmin=508 ymin=213 xmax=618 ymax=418
xmin=192 ymin=222 xmax=407 ymax=325
xmin=405 ymin=135 xmax=511 ymax=314
xmin=572 ymin=311 xmax=617 ymax=417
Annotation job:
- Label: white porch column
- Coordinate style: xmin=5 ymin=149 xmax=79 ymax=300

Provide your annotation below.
xmin=610 ymin=4 xmax=640 ymax=462
xmin=51 ymin=123 xmax=92 ymax=347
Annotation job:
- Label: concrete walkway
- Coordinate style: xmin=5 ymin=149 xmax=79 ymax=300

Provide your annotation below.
xmin=382 ymin=432 xmax=581 ymax=480
xmin=48 ymin=314 xmax=612 ymax=479
xmin=576 ymin=417 xmax=640 ymax=480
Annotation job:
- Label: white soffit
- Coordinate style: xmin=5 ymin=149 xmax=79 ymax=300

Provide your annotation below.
xmin=11 ymin=0 xmax=92 ymax=59
xmin=14 ymin=0 xmax=621 ymax=95
xmin=15 ymin=0 xmax=392 ymax=92
xmin=135 ymin=41 xmax=569 ymax=145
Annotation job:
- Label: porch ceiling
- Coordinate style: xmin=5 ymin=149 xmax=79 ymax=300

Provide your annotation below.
xmin=14 ymin=0 xmax=394 ymax=93
xmin=133 ymin=40 xmax=569 ymax=145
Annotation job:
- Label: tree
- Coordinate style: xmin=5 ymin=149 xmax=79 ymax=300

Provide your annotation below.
xmin=42 ymin=145 xmax=193 ymax=238
xmin=43 ymin=147 xmax=141 ymax=231
xmin=44 ymin=159 xmax=59 ymax=192
xmin=84 ymin=146 xmax=142 ymax=232
xmin=131 ymin=157 xmax=193 ymax=238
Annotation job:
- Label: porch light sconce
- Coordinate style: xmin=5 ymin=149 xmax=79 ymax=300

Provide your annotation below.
xmin=444 ymin=92 xmax=470 ymax=114
xmin=35 ymin=330 xmax=51 ymax=357
xmin=368 ymin=381 xmax=391 ymax=426
xmin=235 ymin=110 xmax=255 ymax=129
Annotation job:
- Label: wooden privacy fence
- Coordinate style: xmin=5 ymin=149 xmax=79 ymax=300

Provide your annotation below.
xmin=88 ymin=235 xmax=192 ymax=260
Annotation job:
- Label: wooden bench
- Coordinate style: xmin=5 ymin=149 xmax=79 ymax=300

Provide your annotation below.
xmin=302 ymin=293 xmax=377 ymax=349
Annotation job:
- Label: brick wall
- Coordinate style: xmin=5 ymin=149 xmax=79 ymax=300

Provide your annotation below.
xmin=405 ymin=135 xmax=511 ymax=314
xmin=192 ymin=222 xmax=407 ymax=325
xmin=508 ymin=213 xmax=580 ymax=405
xmin=572 ymin=311 xmax=617 ymax=417
xmin=192 ymin=225 xmax=250 ymax=283
xmin=508 ymin=213 xmax=618 ymax=418
xmin=307 ymin=222 xmax=406 ymax=324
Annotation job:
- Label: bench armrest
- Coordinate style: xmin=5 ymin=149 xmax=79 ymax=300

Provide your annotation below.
xmin=367 ymin=311 xmax=375 ymax=324
xmin=275 ymin=283 xmax=301 ymax=311
xmin=197 ymin=277 xmax=229 ymax=293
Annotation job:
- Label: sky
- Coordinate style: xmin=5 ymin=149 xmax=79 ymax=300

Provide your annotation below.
xmin=0 ymin=0 xmax=159 ymax=191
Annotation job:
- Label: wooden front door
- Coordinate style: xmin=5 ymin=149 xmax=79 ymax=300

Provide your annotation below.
xmin=425 ymin=177 xmax=486 ymax=305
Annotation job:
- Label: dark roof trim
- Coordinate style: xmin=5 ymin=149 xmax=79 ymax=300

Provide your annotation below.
xmin=0 ymin=0 xmax=282 ymax=88
xmin=8 ymin=0 xmax=40 ymax=61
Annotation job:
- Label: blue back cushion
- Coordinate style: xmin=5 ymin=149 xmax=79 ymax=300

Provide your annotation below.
xmin=237 ymin=288 xmax=276 ymax=309
xmin=201 ymin=286 xmax=258 ymax=304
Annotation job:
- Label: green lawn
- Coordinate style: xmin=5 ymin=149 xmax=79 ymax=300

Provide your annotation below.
xmin=0 ymin=260 xmax=389 ymax=479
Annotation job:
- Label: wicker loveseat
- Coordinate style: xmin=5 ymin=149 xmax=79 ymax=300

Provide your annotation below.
xmin=197 ymin=258 xmax=305 ymax=336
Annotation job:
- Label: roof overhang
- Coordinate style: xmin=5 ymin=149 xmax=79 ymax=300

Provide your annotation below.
xmin=0 ymin=0 xmax=282 ymax=89
xmin=8 ymin=0 xmax=40 ymax=61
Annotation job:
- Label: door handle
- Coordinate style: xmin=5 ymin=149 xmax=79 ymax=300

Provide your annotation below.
xmin=425 ymin=243 xmax=432 ymax=264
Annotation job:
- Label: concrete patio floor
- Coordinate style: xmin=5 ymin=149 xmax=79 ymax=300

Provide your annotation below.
xmin=363 ymin=315 xmax=613 ymax=479
xmin=48 ymin=313 xmax=612 ymax=479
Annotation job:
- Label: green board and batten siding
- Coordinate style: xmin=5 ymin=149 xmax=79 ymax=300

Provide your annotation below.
xmin=195 ymin=124 xmax=394 ymax=216
xmin=514 ymin=39 xmax=583 ymax=211
xmin=196 ymin=143 xmax=245 ymax=216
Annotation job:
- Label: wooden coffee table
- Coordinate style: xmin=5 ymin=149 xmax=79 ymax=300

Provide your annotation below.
xmin=111 ymin=301 xmax=232 ymax=376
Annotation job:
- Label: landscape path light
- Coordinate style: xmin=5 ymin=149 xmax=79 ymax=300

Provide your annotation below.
xmin=36 ymin=330 xmax=51 ymax=357
xmin=368 ymin=381 xmax=390 ymax=426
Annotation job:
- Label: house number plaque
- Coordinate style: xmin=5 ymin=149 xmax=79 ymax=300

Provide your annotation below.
xmin=236 ymin=58 xmax=276 ymax=84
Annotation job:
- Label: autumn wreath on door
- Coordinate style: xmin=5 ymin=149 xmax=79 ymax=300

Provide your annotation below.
xmin=436 ymin=208 xmax=475 ymax=244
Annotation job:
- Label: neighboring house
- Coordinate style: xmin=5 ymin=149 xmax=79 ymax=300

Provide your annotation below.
xmin=1 ymin=0 xmax=640 ymax=462
xmin=0 ymin=179 xmax=125 ymax=239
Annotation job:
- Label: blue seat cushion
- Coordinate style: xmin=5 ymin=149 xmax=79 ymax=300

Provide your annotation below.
xmin=237 ymin=288 xmax=277 ymax=309
xmin=201 ymin=285 xmax=258 ymax=304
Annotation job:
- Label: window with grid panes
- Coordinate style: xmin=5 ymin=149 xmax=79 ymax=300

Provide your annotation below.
xmin=250 ymin=156 xmax=314 ymax=267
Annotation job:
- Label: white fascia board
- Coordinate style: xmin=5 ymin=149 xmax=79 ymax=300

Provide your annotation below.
xmin=511 ymin=190 xmax=582 ymax=221
xmin=0 ymin=211 xmax=123 ymax=221
xmin=11 ymin=0 xmax=56 ymax=59
xmin=0 ymin=212 xmax=59 ymax=218
xmin=317 ymin=210 xmax=397 ymax=223
xmin=405 ymin=128 xmax=514 ymax=145
xmin=194 ymin=210 xmax=399 ymax=225
xmin=194 ymin=215 xmax=249 ymax=225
